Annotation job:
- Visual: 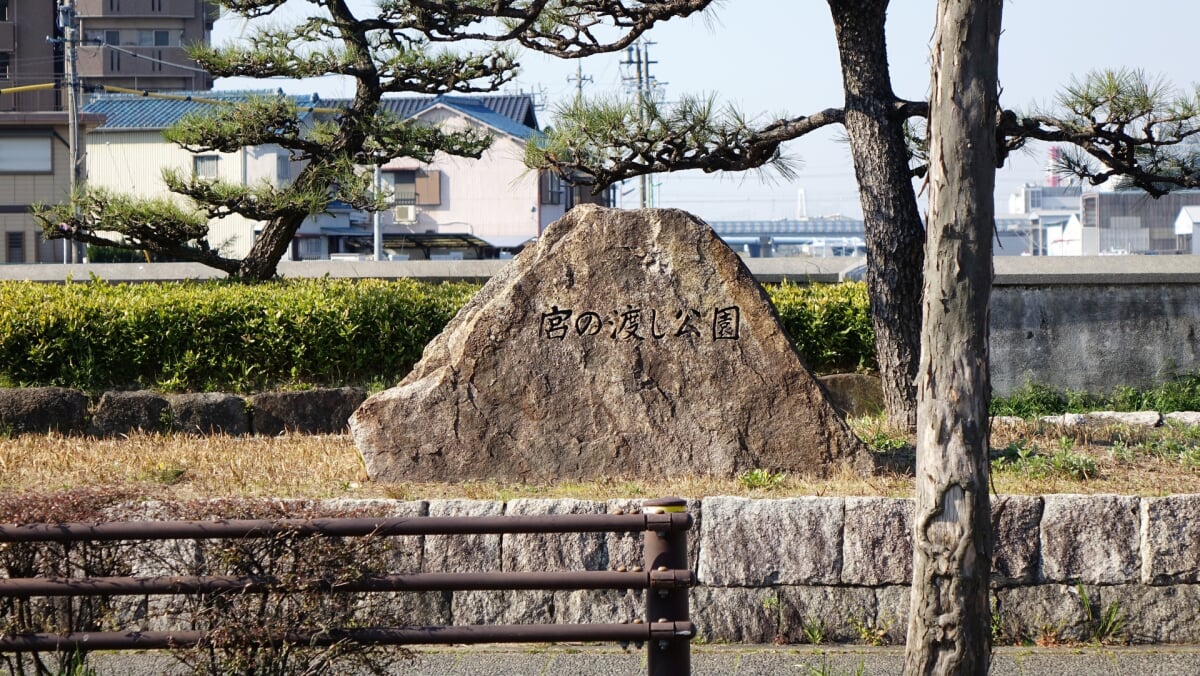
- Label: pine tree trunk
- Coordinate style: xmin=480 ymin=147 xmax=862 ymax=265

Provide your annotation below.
xmin=827 ymin=0 xmax=925 ymax=431
xmin=903 ymin=0 xmax=1002 ymax=673
xmin=238 ymin=215 xmax=304 ymax=280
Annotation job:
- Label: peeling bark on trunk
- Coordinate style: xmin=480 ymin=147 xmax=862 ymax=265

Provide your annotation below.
xmin=828 ymin=0 xmax=925 ymax=431
xmin=903 ymin=1 xmax=1002 ymax=674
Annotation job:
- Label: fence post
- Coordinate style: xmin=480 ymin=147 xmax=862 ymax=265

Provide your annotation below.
xmin=642 ymin=497 xmax=690 ymax=676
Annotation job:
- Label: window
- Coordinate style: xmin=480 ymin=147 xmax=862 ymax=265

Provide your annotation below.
xmin=541 ymin=170 xmax=563 ymax=205
xmin=0 ymin=0 xmax=8 ymax=22
xmin=105 ymin=30 xmax=120 ymax=45
xmin=138 ymin=30 xmax=170 ymax=47
xmin=5 ymin=232 xmax=23 ymax=264
xmin=276 ymin=154 xmax=291 ymax=186
xmin=386 ymin=169 xmax=440 ymax=205
xmin=193 ymin=155 xmax=218 ymax=180
xmin=0 ymin=137 xmax=52 ymax=173
xmin=298 ymin=237 xmax=322 ymax=261
xmin=389 ymin=170 xmax=417 ymax=204
xmin=0 ymin=54 xmax=8 ymax=80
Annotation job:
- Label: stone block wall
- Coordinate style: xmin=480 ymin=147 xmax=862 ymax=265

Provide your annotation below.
xmin=104 ymin=493 xmax=1200 ymax=646
xmin=0 ymin=387 xmax=366 ymax=436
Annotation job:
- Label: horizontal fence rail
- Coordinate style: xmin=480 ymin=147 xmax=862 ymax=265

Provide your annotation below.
xmin=0 ymin=512 xmax=691 ymax=542
xmin=0 ymin=569 xmax=696 ymax=598
xmin=0 ymin=622 xmax=698 ymax=652
xmin=0 ymin=497 xmax=695 ymax=676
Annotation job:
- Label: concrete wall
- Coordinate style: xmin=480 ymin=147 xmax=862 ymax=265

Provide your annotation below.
xmin=101 ymin=494 xmax=1200 ymax=646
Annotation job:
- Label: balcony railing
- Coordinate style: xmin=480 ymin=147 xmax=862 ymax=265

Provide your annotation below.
xmin=77 ymin=44 xmax=200 ymax=79
xmin=75 ymin=0 xmax=208 ymax=19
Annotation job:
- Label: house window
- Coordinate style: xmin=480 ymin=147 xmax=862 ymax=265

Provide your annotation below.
xmin=0 ymin=54 xmax=8 ymax=80
xmin=386 ymin=169 xmax=441 ymax=205
xmin=105 ymin=30 xmax=120 ymax=45
xmin=389 ymin=170 xmax=417 ymax=204
xmin=276 ymin=154 xmax=291 ymax=186
xmin=541 ymin=170 xmax=563 ymax=205
xmin=298 ymin=237 xmax=322 ymax=261
xmin=0 ymin=137 xmax=52 ymax=173
xmin=5 ymin=232 xmax=23 ymax=264
xmin=193 ymin=155 xmax=218 ymax=180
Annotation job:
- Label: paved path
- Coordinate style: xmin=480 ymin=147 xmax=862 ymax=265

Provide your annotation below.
xmin=89 ymin=644 xmax=1200 ymax=675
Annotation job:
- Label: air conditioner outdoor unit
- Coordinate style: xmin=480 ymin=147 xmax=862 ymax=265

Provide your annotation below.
xmin=393 ymin=204 xmax=417 ymax=222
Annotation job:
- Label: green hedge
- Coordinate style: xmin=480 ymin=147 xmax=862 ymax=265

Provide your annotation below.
xmin=0 ymin=279 xmax=874 ymax=393
xmin=0 ymin=278 xmax=476 ymax=393
xmin=768 ymin=281 xmax=875 ymax=373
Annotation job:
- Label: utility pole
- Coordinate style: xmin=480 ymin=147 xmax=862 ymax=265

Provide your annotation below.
xmin=621 ymin=41 xmax=663 ymax=209
xmin=56 ymin=0 xmax=84 ymax=264
xmin=567 ymin=62 xmax=592 ymax=103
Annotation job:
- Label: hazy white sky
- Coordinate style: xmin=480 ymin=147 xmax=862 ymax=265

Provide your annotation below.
xmin=213 ymin=1 xmax=1200 ymax=221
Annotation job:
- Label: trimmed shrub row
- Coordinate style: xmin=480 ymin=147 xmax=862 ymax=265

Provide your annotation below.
xmin=0 ymin=279 xmax=875 ymax=393
xmin=0 ymin=278 xmax=477 ymax=393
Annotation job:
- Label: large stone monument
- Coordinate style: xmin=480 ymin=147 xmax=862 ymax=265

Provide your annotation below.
xmin=352 ymin=206 xmax=872 ymax=481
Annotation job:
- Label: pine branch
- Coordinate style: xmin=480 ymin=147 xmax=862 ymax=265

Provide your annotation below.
xmin=526 ymin=95 xmax=844 ymax=190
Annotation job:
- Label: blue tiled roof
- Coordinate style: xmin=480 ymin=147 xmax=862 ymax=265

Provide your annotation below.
xmin=426 ymin=95 xmax=536 ymax=139
xmin=85 ymin=89 xmax=539 ymax=138
xmin=375 ymin=93 xmax=537 ymax=130
xmin=83 ymin=90 xmax=324 ymax=130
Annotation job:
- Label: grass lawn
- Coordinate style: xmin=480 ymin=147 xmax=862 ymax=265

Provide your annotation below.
xmin=1 ymin=416 xmax=1197 ymax=502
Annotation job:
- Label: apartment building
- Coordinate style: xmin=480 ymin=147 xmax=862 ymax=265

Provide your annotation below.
xmin=0 ymin=0 xmax=215 ymax=113
xmin=75 ymin=0 xmax=217 ymax=93
xmin=0 ymin=0 xmax=60 ymax=111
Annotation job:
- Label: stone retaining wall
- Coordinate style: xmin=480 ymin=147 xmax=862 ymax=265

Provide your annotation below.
xmin=0 ymin=386 xmax=366 ymax=436
xmin=104 ymin=494 xmax=1200 ymax=646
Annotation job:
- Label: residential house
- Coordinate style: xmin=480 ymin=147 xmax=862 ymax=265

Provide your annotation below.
xmin=1 ymin=110 xmax=105 ymax=263
xmin=361 ymin=94 xmax=582 ymax=260
xmin=83 ymin=90 xmax=310 ymax=259
xmin=82 ymin=90 xmax=593 ymax=261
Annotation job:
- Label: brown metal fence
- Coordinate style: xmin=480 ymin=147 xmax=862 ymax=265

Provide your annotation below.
xmin=0 ymin=496 xmax=695 ymax=676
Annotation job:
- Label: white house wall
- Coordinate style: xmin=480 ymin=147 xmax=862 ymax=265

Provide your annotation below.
xmin=86 ymin=130 xmax=288 ymax=259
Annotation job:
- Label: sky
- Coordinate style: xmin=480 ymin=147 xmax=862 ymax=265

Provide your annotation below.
xmin=212 ymin=1 xmax=1200 ymax=222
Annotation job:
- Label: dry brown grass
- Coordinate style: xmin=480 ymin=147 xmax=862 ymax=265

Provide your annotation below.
xmin=0 ymin=416 xmax=1196 ymax=502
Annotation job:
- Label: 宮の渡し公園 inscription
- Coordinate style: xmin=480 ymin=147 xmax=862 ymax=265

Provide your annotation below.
xmin=540 ymin=305 xmax=741 ymax=342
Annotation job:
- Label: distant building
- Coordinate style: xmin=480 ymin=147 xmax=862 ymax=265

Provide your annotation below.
xmin=1008 ymin=183 xmax=1082 ymax=218
xmin=708 ymin=217 xmax=866 ymax=257
xmin=1080 ymin=189 xmax=1200 ymax=255
xmin=0 ymin=0 xmax=215 ymax=113
xmin=0 ymin=0 xmax=60 ymax=111
xmin=75 ymin=0 xmax=217 ymax=94
xmin=1174 ymin=206 xmax=1200 ymax=254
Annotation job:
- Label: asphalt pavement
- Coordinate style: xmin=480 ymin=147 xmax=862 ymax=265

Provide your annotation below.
xmin=85 ymin=644 xmax=1200 ymax=675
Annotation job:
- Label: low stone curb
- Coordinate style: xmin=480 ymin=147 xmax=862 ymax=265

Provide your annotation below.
xmin=0 ymin=386 xmax=366 ymax=437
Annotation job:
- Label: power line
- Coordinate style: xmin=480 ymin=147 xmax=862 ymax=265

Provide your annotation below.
xmin=102 ymin=44 xmax=210 ymax=74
